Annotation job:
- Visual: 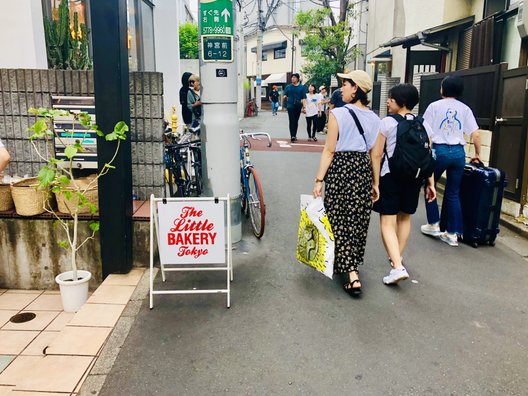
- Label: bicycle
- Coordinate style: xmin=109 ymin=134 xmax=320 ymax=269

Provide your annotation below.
xmin=164 ymin=140 xmax=203 ymax=198
xmin=239 ymin=131 xmax=271 ymax=238
xmin=164 ymin=121 xmax=203 ymax=197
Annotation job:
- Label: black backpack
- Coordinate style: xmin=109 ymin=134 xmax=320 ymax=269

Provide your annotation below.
xmin=385 ymin=114 xmax=435 ymax=181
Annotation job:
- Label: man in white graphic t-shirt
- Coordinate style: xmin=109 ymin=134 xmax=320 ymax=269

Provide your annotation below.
xmin=0 ymin=138 xmax=10 ymax=173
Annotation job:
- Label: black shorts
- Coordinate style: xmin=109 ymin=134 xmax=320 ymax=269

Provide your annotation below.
xmin=373 ymin=172 xmax=422 ymax=215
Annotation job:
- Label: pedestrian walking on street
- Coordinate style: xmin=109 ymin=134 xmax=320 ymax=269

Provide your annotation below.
xmin=371 ymin=84 xmax=436 ymax=285
xmin=420 ymin=76 xmax=481 ymax=247
xmin=317 ymin=85 xmax=330 ymax=134
xmin=269 ymin=85 xmax=280 ymax=116
xmin=313 ymin=70 xmax=380 ymax=297
xmin=283 ymin=73 xmax=307 ymax=142
xmin=304 ymin=84 xmax=322 ymax=141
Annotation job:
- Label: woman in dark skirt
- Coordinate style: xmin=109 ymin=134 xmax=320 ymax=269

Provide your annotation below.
xmin=313 ymin=71 xmax=380 ymax=296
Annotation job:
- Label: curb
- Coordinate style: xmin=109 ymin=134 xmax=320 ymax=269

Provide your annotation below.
xmin=78 ymin=268 xmax=156 ymax=396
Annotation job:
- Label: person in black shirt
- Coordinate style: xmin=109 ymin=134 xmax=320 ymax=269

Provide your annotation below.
xmin=269 ymin=85 xmax=280 ymax=116
xmin=329 ymin=87 xmax=346 ymax=109
xmin=179 ymin=72 xmax=194 ymax=125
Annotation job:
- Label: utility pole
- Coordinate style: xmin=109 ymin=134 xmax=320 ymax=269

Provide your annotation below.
xmin=254 ymin=0 xmax=280 ymax=114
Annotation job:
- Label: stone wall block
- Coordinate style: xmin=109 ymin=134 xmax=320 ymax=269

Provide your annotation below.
xmin=134 ymin=73 xmax=143 ymax=95
xmin=129 ymin=74 xmax=135 ymax=94
xmin=142 ymin=73 xmax=151 ymax=95
xmin=8 ymin=70 xmax=17 ymax=91
xmin=24 ymin=70 xmax=33 ymax=92
xmin=26 ymin=93 xmax=35 ymax=109
xmin=0 ymin=70 xmax=9 ymax=92
xmin=19 ymin=93 xmax=27 ymax=115
xmin=152 ymin=95 xmax=162 ymax=118
xmin=79 ymin=71 xmax=88 ymax=95
xmin=131 ymin=142 xmax=137 ymax=164
xmin=34 ymin=93 xmax=43 ymax=109
xmin=11 ymin=93 xmax=20 ymax=116
xmin=135 ymin=95 xmax=143 ymax=118
xmin=87 ymin=71 xmax=94 ymax=94
xmin=12 ymin=118 xmax=22 ymax=139
xmin=138 ymin=165 xmax=146 ymax=185
xmin=3 ymin=92 xmax=12 ymax=115
xmin=152 ymin=143 xmax=163 ymax=163
xmin=42 ymin=94 xmax=51 ymax=109
xmin=32 ymin=70 xmax=42 ymax=92
xmin=144 ymin=142 xmax=153 ymax=164
xmin=135 ymin=118 xmax=144 ymax=141
xmin=151 ymin=118 xmax=162 ymax=138
xmin=55 ymin=70 xmax=65 ymax=94
xmin=136 ymin=142 xmax=145 ymax=164
xmin=144 ymin=118 xmax=152 ymax=141
xmin=0 ymin=116 xmax=5 ymax=133
xmin=41 ymin=70 xmax=50 ymax=93
xmin=20 ymin=117 xmax=29 ymax=139
xmin=64 ymin=70 xmax=73 ymax=93
xmin=143 ymin=95 xmax=151 ymax=118
xmin=129 ymin=95 xmax=136 ymax=118
xmin=16 ymin=70 xmax=26 ymax=92
xmin=0 ymin=95 xmax=4 ymax=116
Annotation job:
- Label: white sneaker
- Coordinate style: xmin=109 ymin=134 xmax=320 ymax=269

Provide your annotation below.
xmin=421 ymin=223 xmax=442 ymax=237
xmin=439 ymin=232 xmax=458 ymax=247
xmin=383 ymin=267 xmax=409 ymax=285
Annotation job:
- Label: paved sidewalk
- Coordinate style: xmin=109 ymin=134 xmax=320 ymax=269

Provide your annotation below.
xmin=99 ymin=112 xmax=528 ymax=395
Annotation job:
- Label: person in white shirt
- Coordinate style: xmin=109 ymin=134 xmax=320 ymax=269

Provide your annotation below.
xmin=313 ymin=70 xmax=380 ymax=297
xmin=0 ymin=138 xmax=10 ymax=173
xmin=304 ymin=84 xmax=322 ymax=141
xmin=371 ymin=84 xmax=436 ymax=286
xmin=420 ymin=75 xmax=481 ymax=247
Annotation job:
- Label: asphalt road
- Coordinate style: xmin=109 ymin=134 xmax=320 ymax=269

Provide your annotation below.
xmin=100 ymin=111 xmax=528 ymax=395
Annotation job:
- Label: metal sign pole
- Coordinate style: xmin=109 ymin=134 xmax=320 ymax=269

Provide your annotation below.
xmin=199 ymin=0 xmax=241 ymax=243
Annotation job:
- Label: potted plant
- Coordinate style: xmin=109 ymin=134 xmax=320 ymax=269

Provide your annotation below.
xmin=28 ymin=107 xmax=128 ymax=312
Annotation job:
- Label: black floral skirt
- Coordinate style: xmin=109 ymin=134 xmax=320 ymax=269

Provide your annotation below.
xmin=324 ymin=151 xmax=373 ymax=274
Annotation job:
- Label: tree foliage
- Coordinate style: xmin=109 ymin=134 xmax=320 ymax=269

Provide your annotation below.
xmin=295 ymin=1 xmax=359 ymax=88
xmin=179 ymin=22 xmax=198 ymax=59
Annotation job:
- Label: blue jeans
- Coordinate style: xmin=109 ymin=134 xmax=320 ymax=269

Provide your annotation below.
xmin=425 ymin=144 xmax=465 ymax=234
xmin=271 ymin=101 xmax=279 ymax=114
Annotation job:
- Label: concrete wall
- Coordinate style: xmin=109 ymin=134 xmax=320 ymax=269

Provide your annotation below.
xmin=0 ymin=0 xmax=47 ymax=69
xmin=0 ymin=69 xmax=165 ymax=200
xmin=0 ymin=218 xmax=154 ymax=290
xmin=154 ymin=1 xmax=181 ymax=121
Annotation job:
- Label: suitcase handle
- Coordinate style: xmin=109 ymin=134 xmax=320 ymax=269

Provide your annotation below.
xmin=468 ymin=158 xmax=484 ymax=168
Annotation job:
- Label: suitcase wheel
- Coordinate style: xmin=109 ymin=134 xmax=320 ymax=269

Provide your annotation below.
xmin=489 ymin=240 xmax=496 ymax=247
xmin=471 ymin=242 xmax=479 ymax=248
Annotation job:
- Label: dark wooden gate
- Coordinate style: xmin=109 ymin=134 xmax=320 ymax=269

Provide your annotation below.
xmin=492 ymin=67 xmax=528 ymax=202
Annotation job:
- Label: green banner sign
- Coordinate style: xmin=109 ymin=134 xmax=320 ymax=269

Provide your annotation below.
xmin=202 ymin=36 xmax=233 ymax=62
xmin=200 ymin=0 xmax=234 ymax=36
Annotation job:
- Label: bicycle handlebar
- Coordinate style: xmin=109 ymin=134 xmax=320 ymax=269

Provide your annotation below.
xmin=239 ymin=132 xmax=272 ymax=148
xmin=166 ymin=140 xmax=201 ymax=150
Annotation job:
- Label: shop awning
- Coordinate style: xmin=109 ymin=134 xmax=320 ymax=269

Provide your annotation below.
xmin=264 ymin=73 xmax=287 ymax=84
xmin=251 ymin=40 xmax=287 ymax=53
xmin=380 ymin=16 xmax=474 ymax=49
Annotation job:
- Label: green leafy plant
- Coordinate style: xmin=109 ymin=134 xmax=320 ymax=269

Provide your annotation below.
xmin=179 ymin=22 xmax=199 ymax=59
xmin=28 ymin=107 xmax=127 ymax=281
xmin=43 ymin=0 xmax=92 ymax=70
xmin=295 ymin=1 xmax=360 ymax=88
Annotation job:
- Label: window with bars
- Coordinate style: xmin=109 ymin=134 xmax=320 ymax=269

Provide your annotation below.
xmin=274 ymin=48 xmax=286 ymax=59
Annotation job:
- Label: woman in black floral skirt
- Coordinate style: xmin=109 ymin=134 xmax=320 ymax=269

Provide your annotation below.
xmin=313 ymin=70 xmax=380 ymax=296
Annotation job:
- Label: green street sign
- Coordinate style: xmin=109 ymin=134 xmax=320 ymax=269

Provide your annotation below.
xmin=202 ymin=36 xmax=233 ymax=62
xmin=200 ymin=0 xmax=234 ymax=36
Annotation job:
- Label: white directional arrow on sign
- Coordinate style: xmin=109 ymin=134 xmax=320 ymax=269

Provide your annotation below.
xmin=221 ymin=8 xmax=230 ymax=23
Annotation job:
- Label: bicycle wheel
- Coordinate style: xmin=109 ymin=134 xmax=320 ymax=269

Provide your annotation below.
xmin=247 ymin=167 xmax=265 ymax=238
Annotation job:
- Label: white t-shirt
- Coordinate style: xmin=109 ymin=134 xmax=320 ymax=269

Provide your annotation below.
xmin=379 ymin=115 xmax=434 ymax=177
xmin=331 ymin=104 xmax=380 ymax=153
xmin=305 ymin=93 xmax=322 ymax=117
xmin=423 ymin=98 xmax=479 ymax=145
xmin=0 ymin=138 xmax=4 ymax=149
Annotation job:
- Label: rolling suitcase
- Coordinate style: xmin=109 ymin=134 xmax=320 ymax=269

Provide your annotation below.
xmin=458 ymin=161 xmax=507 ymax=248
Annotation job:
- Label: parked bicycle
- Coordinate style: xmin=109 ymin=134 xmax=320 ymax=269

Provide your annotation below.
xmin=239 ymin=131 xmax=271 ymax=238
xmin=164 ymin=120 xmax=202 ymax=198
xmin=164 ymin=141 xmax=203 ymax=198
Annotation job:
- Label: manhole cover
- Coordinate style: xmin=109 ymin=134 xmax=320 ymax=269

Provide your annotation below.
xmin=10 ymin=312 xmax=36 ymax=323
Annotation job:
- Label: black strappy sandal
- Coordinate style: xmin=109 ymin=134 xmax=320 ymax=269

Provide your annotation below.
xmin=343 ymin=270 xmax=362 ymax=297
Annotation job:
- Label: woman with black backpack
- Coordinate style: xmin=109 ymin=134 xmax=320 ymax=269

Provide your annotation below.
xmin=371 ymin=84 xmax=436 ymax=285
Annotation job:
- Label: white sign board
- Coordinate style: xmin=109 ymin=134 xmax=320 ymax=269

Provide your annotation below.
xmin=157 ymin=201 xmax=226 ymax=264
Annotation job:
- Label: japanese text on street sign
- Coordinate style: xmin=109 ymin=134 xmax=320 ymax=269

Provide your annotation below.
xmin=202 ymin=36 xmax=233 ymax=62
xmin=200 ymin=0 xmax=234 ymax=36
xmin=157 ymin=201 xmax=226 ymax=264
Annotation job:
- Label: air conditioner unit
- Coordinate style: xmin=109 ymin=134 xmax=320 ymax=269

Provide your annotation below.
xmin=517 ymin=1 xmax=528 ymax=38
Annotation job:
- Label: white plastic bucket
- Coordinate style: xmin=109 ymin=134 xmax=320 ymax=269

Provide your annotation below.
xmin=55 ymin=270 xmax=92 ymax=312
